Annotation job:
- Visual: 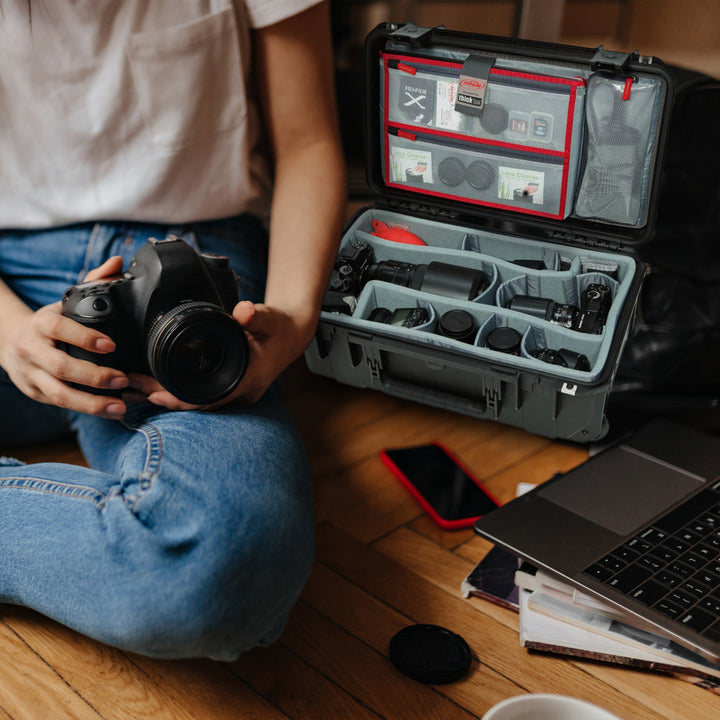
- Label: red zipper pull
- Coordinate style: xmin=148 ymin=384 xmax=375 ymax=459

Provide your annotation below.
xmin=622 ymin=76 xmax=634 ymax=100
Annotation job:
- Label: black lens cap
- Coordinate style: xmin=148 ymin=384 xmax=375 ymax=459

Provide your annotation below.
xmin=465 ymin=160 xmax=495 ymax=191
xmin=486 ymin=326 xmax=522 ymax=355
xmin=480 ymin=103 xmax=509 ymax=135
xmin=389 ymin=624 xmax=472 ymax=684
xmin=438 ymin=156 xmax=466 ymax=187
xmin=438 ymin=309 xmax=477 ymax=343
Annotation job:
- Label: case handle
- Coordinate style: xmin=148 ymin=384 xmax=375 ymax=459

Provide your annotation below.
xmin=377 ymin=376 xmax=490 ymax=417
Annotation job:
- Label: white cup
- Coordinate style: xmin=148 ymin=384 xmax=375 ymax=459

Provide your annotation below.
xmin=483 ymin=694 xmax=623 ymax=720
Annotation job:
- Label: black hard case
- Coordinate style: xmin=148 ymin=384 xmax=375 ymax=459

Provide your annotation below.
xmin=305 ymin=23 xmax=674 ymax=442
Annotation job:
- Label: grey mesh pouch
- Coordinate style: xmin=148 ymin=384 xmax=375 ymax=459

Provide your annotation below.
xmin=575 ymin=73 xmax=663 ymax=227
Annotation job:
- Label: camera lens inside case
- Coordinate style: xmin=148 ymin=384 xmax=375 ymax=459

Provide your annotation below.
xmin=438 ymin=309 xmax=477 ymax=343
xmin=486 ymin=327 xmax=522 ymax=355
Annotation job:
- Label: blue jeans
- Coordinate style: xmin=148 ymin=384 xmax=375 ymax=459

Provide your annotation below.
xmin=0 ymin=218 xmax=315 ymax=659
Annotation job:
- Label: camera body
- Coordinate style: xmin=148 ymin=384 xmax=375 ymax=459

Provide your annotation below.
xmin=575 ymin=283 xmax=611 ymax=334
xmin=61 ymin=236 xmax=249 ymax=405
xmin=323 ymin=240 xmax=375 ymax=313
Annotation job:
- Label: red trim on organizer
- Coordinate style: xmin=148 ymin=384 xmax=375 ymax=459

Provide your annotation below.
xmin=387 ymin=120 xmax=564 ymax=158
xmin=491 ymin=67 xmax=585 ymax=89
xmin=382 ymin=52 xmax=462 ymax=72
xmin=379 ymin=51 xmax=583 ymax=220
xmin=384 ymin=178 xmax=564 ymax=220
xmin=555 ymin=83 xmax=578 ymax=217
xmin=381 ymin=52 xmax=586 ymax=90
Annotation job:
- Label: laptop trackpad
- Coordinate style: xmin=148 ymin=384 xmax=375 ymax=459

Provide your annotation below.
xmin=538 ymin=446 xmax=705 ymax=536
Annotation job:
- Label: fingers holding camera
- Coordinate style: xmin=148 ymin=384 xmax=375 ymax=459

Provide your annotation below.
xmin=0 ymin=302 xmax=129 ymax=417
xmin=230 ymin=301 xmax=313 ymax=405
xmin=83 ymin=255 xmax=124 ymax=283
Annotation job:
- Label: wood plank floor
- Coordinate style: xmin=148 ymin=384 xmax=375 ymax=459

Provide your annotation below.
xmin=2 ymin=358 xmax=720 ymax=719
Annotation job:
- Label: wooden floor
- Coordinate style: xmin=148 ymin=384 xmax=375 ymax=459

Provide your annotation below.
xmin=2 ymin=358 xmax=720 ymax=720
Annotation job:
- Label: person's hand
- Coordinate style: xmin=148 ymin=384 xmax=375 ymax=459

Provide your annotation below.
xmin=123 ymin=301 xmax=312 ymax=412
xmin=0 ymin=256 xmax=130 ymax=418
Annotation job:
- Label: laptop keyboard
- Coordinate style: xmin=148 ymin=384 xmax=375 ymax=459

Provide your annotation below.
xmin=583 ymin=481 xmax=720 ymax=643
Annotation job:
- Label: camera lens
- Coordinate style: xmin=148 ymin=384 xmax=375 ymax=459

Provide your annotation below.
xmin=147 ymin=302 xmax=249 ymax=405
xmin=532 ymin=347 xmax=591 ymax=371
xmin=366 ymin=260 xmax=420 ymax=288
xmin=485 ymin=327 xmax=522 ymax=355
xmin=507 ymin=295 xmax=578 ymax=329
xmin=438 ymin=309 xmax=477 ymax=343
xmin=365 ymin=260 xmax=487 ymax=301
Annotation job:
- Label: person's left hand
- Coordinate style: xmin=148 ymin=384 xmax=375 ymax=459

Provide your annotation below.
xmin=124 ymin=300 xmax=313 ymax=411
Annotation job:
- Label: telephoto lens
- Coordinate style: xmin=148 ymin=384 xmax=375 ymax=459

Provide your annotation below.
xmin=532 ymin=347 xmax=591 ymax=371
xmin=437 ymin=309 xmax=477 ymax=344
xmin=365 ymin=260 xmax=488 ymax=301
xmin=485 ymin=326 xmax=522 ymax=355
xmin=507 ymin=295 xmax=577 ymax=329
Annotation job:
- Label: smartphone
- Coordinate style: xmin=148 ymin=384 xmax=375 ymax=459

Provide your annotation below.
xmin=380 ymin=443 xmax=500 ymax=530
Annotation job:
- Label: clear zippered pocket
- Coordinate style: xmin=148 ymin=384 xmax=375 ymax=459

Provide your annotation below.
xmin=575 ymin=72 xmax=664 ymax=227
xmin=385 ymin=127 xmax=578 ymax=219
xmin=383 ymin=53 xmax=586 ymax=154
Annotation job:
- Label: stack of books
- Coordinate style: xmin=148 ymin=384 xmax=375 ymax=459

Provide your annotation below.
xmin=462 ymin=545 xmax=720 ymax=692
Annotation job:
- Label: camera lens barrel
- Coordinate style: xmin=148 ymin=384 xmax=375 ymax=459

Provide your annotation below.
xmin=438 ymin=309 xmax=477 ymax=343
xmin=533 ymin=347 xmax=590 ymax=371
xmin=508 ymin=295 xmax=577 ymax=328
xmin=421 ymin=262 xmax=487 ymax=300
xmin=485 ymin=326 xmax=522 ymax=355
xmin=366 ymin=260 xmax=487 ymax=301
xmin=147 ymin=302 xmax=249 ymax=405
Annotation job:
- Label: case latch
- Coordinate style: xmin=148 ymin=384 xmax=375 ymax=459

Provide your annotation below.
xmin=484 ymin=382 xmax=503 ymax=419
xmin=389 ymin=22 xmax=437 ymax=47
xmin=591 ymin=46 xmax=631 ymax=73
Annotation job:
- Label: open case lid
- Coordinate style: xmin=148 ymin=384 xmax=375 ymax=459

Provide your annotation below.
xmin=364 ymin=22 xmax=675 ymax=251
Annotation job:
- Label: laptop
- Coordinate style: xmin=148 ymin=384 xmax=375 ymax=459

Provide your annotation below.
xmin=473 ymin=418 xmax=720 ymax=663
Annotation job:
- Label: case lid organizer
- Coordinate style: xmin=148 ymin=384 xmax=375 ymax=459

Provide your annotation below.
xmin=382 ymin=52 xmax=587 ymax=220
xmin=367 ymin=23 xmax=672 ymax=248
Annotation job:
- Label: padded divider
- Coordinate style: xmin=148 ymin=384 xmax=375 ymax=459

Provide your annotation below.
xmin=495 ymin=273 xmax=580 ymax=308
xmin=354 ymin=282 xmax=437 ymax=334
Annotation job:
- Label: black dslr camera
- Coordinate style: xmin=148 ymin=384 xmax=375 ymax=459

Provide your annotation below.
xmin=507 ymin=282 xmax=611 ymax=335
xmin=575 ymin=283 xmax=611 ymax=334
xmin=61 ymin=236 xmax=249 ymax=405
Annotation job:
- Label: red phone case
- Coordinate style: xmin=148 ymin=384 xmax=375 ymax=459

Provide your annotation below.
xmin=380 ymin=443 xmax=500 ymax=530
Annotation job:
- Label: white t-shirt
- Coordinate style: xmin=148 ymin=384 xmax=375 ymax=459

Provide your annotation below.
xmin=0 ymin=0 xmax=322 ymax=229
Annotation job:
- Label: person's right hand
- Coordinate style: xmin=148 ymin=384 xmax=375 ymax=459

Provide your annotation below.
xmin=0 ymin=257 xmax=130 ymax=418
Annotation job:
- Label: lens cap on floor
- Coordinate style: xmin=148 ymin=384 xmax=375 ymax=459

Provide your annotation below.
xmin=389 ymin=624 xmax=472 ymax=684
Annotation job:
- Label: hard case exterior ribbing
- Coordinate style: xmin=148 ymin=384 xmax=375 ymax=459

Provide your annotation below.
xmin=305 ymin=23 xmax=675 ymax=442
